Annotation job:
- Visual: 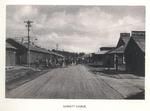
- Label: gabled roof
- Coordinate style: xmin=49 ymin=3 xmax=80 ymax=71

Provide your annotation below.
xmin=107 ymin=36 xmax=130 ymax=54
xmin=7 ymin=38 xmax=65 ymax=57
xmin=23 ymin=43 xmax=50 ymax=54
xmin=7 ymin=38 xmax=50 ymax=54
xmin=107 ymin=45 xmax=125 ymax=54
xmin=121 ymin=36 xmax=130 ymax=45
xmin=6 ymin=42 xmax=17 ymax=50
xmin=132 ymin=36 xmax=145 ymax=52
xmin=117 ymin=36 xmax=130 ymax=47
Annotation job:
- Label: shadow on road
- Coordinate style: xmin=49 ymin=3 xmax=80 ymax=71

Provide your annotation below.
xmin=125 ymin=91 xmax=145 ymax=99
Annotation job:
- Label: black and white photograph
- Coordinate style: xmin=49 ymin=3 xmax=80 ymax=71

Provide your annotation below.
xmin=5 ymin=5 xmax=145 ymax=99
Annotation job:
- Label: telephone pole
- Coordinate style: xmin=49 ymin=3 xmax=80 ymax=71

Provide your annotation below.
xmin=24 ymin=20 xmax=33 ymax=68
xmin=56 ymin=43 xmax=59 ymax=50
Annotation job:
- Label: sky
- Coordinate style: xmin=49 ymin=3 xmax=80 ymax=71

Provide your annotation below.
xmin=6 ymin=5 xmax=145 ymax=53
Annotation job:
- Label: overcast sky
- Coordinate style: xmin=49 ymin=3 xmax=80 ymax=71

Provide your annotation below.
xmin=6 ymin=5 xmax=145 ymax=53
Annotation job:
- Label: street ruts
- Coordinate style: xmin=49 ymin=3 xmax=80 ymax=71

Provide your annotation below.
xmin=6 ymin=65 xmax=144 ymax=99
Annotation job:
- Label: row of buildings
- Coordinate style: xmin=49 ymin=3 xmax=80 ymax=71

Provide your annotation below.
xmin=86 ymin=31 xmax=145 ymax=76
xmin=6 ymin=38 xmax=65 ymax=68
xmin=6 ymin=31 xmax=145 ymax=76
xmin=6 ymin=38 xmax=85 ymax=68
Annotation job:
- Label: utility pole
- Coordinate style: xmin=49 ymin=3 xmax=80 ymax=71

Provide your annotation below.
xmin=24 ymin=20 xmax=33 ymax=68
xmin=56 ymin=43 xmax=59 ymax=50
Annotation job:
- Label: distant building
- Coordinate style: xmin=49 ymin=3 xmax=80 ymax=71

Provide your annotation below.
xmin=6 ymin=42 xmax=17 ymax=66
xmin=125 ymin=31 xmax=145 ymax=76
xmin=91 ymin=47 xmax=115 ymax=66
xmin=52 ymin=49 xmax=79 ymax=65
xmin=100 ymin=47 xmax=115 ymax=51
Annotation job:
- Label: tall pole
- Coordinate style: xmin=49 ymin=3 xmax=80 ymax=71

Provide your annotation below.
xmin=24 ymin=20 xmax=33 ymax=68
xmin=56 ymin=43 xmax=59 ymax=50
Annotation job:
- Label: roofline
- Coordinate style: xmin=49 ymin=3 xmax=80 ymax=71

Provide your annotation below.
xmin=131 ymin=37 xmax=145 ymax=53
xmin=125 ymin=37 xmax=145 ymax=53
xmin=7 ymin=38 xmax=52 ymax=54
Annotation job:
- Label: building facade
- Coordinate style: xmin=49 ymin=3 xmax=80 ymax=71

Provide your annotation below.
xmin=105 ymin=33 xmax=130 ymax=70
xmin=6 ymin=38 xmax=64 ymax=67
xmin=6 ymin=42 xmax=17 ymax=66
xmin=125 ymin=31 xmax=145 ymax=76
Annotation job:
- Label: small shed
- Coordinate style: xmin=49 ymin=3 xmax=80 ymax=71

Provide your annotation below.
xmin=6 ymin=42 xmax=17 ymax=66
xmin=125 ymin=31 xmax=145 ymax=76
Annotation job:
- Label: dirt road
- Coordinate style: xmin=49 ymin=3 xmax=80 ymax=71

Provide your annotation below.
xmin=6 ymin=65 xmax=144 ymax=99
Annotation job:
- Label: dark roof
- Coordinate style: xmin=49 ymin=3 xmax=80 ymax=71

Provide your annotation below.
xmin=108 ymin=36 xmax=130 ymax=54
xmin=121 ymin=36 xmax=130 ymax=45
xmin=7 ymin=38 xmax=65 ymax=57
xmin=6 ymin=42 xmax=16 ymax=50
xmin=7 ymin=38 xmax=50 ymax=54
xmin=116 ymin=32 xmax=130 ymax=47
xmin=106 ymin=31 xmax=145 ymax=54
xmin=107 ymin=45 xmax=125 ymax=54
xmin=132 ymin=36 xmax=145 ymax=52
xmin=100 ymin=47 xmax=115 ymax=51
xmin=23 ymin=43 xmax=50 ymax=54
xmin=131 ymin=31 xmax=145 ymax=37
xmin=52 ymin=50 xmax=78 ymax=58
xmin=116 ymin=36 xmax=130 ymax=47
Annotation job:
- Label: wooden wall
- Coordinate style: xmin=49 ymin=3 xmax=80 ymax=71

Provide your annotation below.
xmin=6 ymin=49 xmax=16 ymax=66
xmin=125 ymin=39 xmax=145 ymax=76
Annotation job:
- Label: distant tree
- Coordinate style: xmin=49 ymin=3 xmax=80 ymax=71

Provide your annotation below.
xmin=79 ymin=52 xmax=85 ymax=57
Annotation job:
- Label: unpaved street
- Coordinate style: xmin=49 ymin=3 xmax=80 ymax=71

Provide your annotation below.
xmin=6 ymin=65 xmax=144 ymax=99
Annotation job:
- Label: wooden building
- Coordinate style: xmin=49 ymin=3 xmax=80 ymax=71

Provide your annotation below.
xmin=94 ymin=47 xmax=115 ymax=67
xmin=105 ymin=33 xmax=130 ymax=70
xmin=6 ymin=42 xmax=17 ymax=66
xmin=6 ymin=38 xmax=64 ymax=67
xmin=125 ymin=31 xmax=145 ymax=76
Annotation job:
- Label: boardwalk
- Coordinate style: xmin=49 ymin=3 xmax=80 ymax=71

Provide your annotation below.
xmin=6 ymin=65 xmax=144 ymax=99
